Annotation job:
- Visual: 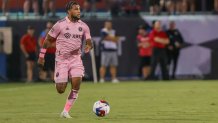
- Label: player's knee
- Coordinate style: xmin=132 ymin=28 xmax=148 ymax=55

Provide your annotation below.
xmin=57 ymin=88 xmax=65 ymax=94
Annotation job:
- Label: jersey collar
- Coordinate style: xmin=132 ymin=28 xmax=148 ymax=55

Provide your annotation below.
xmin=66 ymin=16 xmax=81 ymax=23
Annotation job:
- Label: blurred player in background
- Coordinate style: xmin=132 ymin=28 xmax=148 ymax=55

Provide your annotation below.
xmin=38 ymin=21 xmax=55 ymax=81
xmin=136 ymin=25 xmax=152 ymax=80
xmin=166 ymin=21 xmax=184 ymax=79
xmin=99 ymin=20 xmax=119 ymax=83
xmin=149 ymin=20 xmax=169 ymax=80
xmin=38 ymin=1 xmax=92 ymax=118
xmin=20 ymin=26 xmax=37 ymax=83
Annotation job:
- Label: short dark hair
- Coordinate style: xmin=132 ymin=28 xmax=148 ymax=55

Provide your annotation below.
xmin=138 ymin=25 xmax=146 ymax=30
xmin=65 ymin=1 xmax=79 ymax=13
xmin=27 ymin=25 xmax=34 ymax=30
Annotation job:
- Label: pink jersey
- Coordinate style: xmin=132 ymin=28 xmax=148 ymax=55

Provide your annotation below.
xmin=48 ymin=16 xmax=91 ymax=61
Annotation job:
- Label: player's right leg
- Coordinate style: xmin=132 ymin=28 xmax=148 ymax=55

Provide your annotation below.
xmin=54 ymin=61 xmax=71 ymax=118
xmin=54 ymin=61 xmax=68 ymax=93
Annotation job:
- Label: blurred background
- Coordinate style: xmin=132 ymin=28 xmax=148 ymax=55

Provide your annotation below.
xmin=0 ymin=0 xmax=218 ymax=82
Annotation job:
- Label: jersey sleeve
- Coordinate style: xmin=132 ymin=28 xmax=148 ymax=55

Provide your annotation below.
xmin=83 ymin=24 xmax=91 ymax=40
xmin=48 ymin=22 xmax=61 ymax=38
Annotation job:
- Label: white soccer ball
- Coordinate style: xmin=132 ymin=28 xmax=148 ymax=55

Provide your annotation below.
xmin=93 ymin=100 xmax=110 ymax=117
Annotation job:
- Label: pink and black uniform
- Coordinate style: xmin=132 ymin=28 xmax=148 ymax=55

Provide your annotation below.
xmin=48 ymin=16 xmax=91 ymax=83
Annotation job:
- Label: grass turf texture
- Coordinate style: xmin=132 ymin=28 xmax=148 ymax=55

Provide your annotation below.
xmin=0 ymin=81 xmax=218 ymax=123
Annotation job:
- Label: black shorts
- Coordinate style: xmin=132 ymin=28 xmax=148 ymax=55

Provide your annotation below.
xmin=140 ymin=56 xmax=151 ymax=67
xmin=149 ymin=0 xmax=160 ymax=6
xmin=26 ymin=52 xmax=36 ymax=61
xmin=43 ymin=53 xmax=55 ymax=71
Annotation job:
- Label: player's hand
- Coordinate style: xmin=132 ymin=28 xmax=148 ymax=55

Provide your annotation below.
xmin=84 ymin=45 xmax=92 ymax=53
xmin=37 ymin=57 xmax=45 ymax=68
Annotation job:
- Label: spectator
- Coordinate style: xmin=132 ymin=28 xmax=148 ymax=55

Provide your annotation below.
xmin=149 ymin=0 xmax=160 ymax=15
xmin=82 ymin=0 xmax=91 ymax=14
xmin=164 ymin=0 xmax=175 ymax=14
xmin=149 ymin=20 xmax=169 ymax=80
xmin=181 ymin=0 xmax=195 ymax=14
xmin=136 ymin=25 xmax=152 ymax=80
xmin=20 ymin=26 xmax=37 ymax=82
xmin=99 ymin=20 xmax=119 ymax=83
xmin=23 ymin=0 xmax=39 ymax=16
xmin=214 ymin=0 xmax=218 ymax=14
xmin=166 ymin=21 xmax=184 ymax=79
xmin=1 ymin=0 xmax=9 ymax=16
xmin=123 ymin=0 xmax=141 ymax=16
xmin=110 ymin=0 xmax=121 ymax=17
xmin=38 ymin=21 xmax=55 ymax=81
xmin=42 ymin=0 xmax=56 ymax=17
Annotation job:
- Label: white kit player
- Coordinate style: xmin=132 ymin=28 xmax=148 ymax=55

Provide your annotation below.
xmin=37 ymin=1 xmax=93 ymax=118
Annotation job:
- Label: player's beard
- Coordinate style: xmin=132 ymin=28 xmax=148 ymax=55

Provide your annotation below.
xmin=71 ymin=15 xmax=80 ymax=21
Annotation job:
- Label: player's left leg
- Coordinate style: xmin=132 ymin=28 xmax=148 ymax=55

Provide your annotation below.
xmin=63 ymin=77 xmax=81 ymax=111
xmin=61 ymin=77 xmax=81 ymax=118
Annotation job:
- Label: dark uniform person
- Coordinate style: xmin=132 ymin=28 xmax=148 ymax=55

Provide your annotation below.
xmin=166 ymin=21 xmax=184 ymax=79
xmin=149 ymin=20 xmax=170 ymax=80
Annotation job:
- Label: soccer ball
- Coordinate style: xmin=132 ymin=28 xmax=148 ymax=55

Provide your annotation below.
xmin=93 ymin=100 xmax=110 ymax=117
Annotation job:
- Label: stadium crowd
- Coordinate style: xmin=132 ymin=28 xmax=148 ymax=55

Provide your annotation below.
xmin=1 ymin=0 xmax=218 ymax=17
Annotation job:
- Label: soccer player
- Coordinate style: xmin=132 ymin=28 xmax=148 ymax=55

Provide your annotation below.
xmin=37 ymin=1 xmax=93 ymax=118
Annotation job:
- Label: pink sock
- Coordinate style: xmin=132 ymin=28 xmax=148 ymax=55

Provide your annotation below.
xmin=63 ymin=89 xmax=78 ymax=113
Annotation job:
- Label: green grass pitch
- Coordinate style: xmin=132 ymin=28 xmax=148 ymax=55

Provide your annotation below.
xmin=0 ymin=80 xmax=218 ymax=123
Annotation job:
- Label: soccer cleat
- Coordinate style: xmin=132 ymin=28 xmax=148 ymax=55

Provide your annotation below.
xmin=60 ymin=111 xmax=72 ymax=118
xmin=99 ymin=78 xmax=105 ymax=83
xmin=112 ymin=78 xmax=119 ymax=83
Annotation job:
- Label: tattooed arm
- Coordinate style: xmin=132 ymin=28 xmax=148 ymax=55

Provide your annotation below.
xmin=84 ymin=39 xmax=93 ymax=53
